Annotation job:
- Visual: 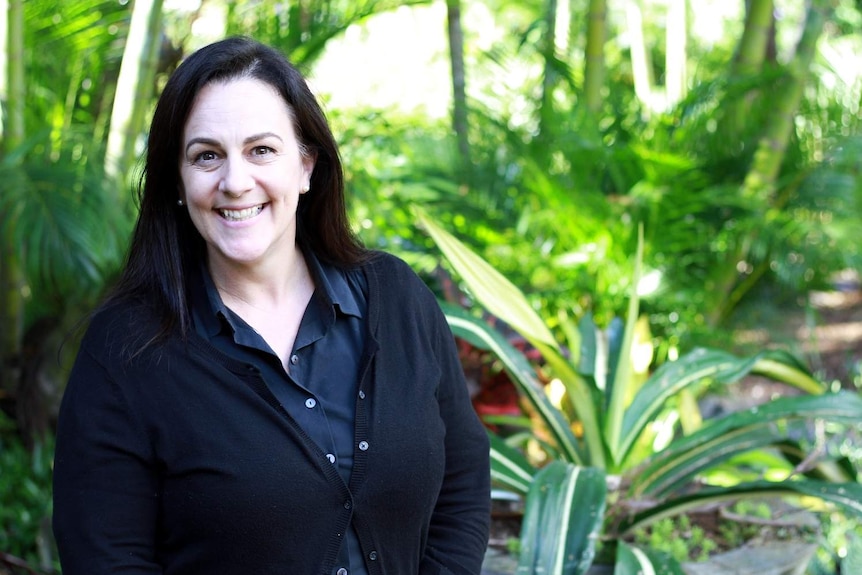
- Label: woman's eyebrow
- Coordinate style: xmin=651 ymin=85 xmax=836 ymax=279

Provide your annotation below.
xmin=244 ymin=132 xmax=284 ymax=145
xmin=184 ymin=132 xmax=284 ymax=154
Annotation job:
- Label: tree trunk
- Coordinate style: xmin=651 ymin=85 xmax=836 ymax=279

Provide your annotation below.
xmin=584 ymin=0 xmax=608 ymax=114
xmin=710 ymin=2 xmax=830 ymax=326
xmin=720 ymin=0 xmax=775 ymax=144
xmin=734 ymin=0 xmax=775 ymax=76
xmin=741 ymin=4 xmax=825 ymax=200
xmin=664 ymin=0 xmax=687 ymax=108
xmin=105 ymin=0 xmax=164 ymax=190
xmin=626 ymin=0 xmax=655 ymax=114
xmin=445 ymin=0 xmax=470 ymax=176
xmin=583 ymin=0 xmax=607 ymax=114
xmin=1 ymin=0 xmax=25 ymax=396
xmin=538 ymin=0 xmax=558 ymax=139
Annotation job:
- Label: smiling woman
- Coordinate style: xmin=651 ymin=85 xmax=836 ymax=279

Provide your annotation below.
xmin=51 ymin=37 xmax=490 ymax=575
xmin=179 ymin=79 xmax=315 ymax=279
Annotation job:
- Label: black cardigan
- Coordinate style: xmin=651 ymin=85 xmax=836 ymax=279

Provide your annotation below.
xmin=52 ymin=252 xmax=491 ymax=575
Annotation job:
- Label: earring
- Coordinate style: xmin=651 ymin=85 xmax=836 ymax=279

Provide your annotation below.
xmin=302 ymin=184 xmax=310 ymax=193
xmin=177 ymin=199 xmax=185 ymax=206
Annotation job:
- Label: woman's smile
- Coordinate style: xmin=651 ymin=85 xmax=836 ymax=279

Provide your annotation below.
xmin=217 ymin=204 xmax=266 ymax=222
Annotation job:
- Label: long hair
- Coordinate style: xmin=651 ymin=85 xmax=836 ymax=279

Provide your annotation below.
xmin=107 ymin=37 xmax=366 ymax=346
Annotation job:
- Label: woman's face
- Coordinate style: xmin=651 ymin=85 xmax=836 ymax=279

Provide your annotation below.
xmin=179 ymin=78 xmax=315 ymax=273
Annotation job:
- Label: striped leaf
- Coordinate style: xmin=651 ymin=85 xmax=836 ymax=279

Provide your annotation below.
xmin=419 ymin=207 xmax=605 ymax=466
xmin=632 ymin=392 xmax=862 ymax=497
xmin=618 ymin=479 xmax=862 ymax=536
xmin=489 ymin=432 xmax=536 ymax=495
xmin=516 ymin=462 xmax=606 ymax=575
xmin=443 ymin=304 xmax=585 ymax=464
xmin=614 ymin=541 xmax=686 ymax=575
xmin=617 ymin=348 xmax=820 ymax=468
xmin=415 ymin=206 xmax=557 ymax=348
xmin=605 ymin=224 xmax=643 ymax=466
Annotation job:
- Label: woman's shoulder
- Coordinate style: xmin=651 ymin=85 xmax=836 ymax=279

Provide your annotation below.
xmin=361 ymin=250 xmax=425 ymax=283
xmin=77 ymin=296 xmax=169 ymax=363
xmin=360 ymin=250 xmax=444 ymax=312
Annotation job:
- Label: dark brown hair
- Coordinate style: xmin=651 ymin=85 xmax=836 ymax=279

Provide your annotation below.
xmin=108 ymin=37 xmax=366 ymax=342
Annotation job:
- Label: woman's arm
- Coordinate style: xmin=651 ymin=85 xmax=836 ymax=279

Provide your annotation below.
xmin=53 ymin=345 xmax=163 ymax=574
xmin=420 ymin=302 xmax=491 ymax=575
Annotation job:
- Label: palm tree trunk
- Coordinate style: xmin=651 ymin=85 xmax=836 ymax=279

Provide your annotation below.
xmin=538 ymin=0 xmax=558 ymax=138
xmin=711 ymin=3 xmax=829 ymax=325
xmin=1 ymin=0 xmax=25 ymax=393
xmin=105 ymin=0 xmax=164 ymax=189
xmin=626 ymin=0 xmax=655 ymax=114
xmin=741 ymin=4 xmax=825 ymax=199
xmin=583 ymin=0 xmax=607 ymax=114
xmin=721 ymin=0 xmax=775 ymax=143
xmin=734 ymin=0 xmax=775 ymax=75
xmin=445 ymin=0 xmax=470 ymax=176
xmin=664 ymin=0 xmax=687 ymax=108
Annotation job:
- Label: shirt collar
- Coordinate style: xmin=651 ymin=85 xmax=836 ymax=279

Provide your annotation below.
xmin=303 ymin=248 xmax=363 ymax=319
xmin=190 ymin=249 xmax=363 ymax=339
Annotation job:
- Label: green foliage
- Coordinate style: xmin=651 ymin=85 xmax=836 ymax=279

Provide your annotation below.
xmin=417 ymin=210 xmax=862 ymax=574
xmin=0 ymin=414 xmax=56 ymax=570
xmin=632 ymin=515 xmax=718 ymax=563
xmin=0 ymin=144 xmax=129 ymax=318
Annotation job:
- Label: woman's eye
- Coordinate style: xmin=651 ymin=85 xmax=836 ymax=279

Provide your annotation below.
xmin=194 ymin=151 xmax=218 ymax=163
xmin=252 ymin=146 xmax=274 ymax=157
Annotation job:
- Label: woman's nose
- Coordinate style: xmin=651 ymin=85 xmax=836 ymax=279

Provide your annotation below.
xmin=218 ymin=156 xmax=254 ymax=197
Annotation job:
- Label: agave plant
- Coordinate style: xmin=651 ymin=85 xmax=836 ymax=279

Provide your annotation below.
xmin=415 ymin=207 xmax=862 ymax=574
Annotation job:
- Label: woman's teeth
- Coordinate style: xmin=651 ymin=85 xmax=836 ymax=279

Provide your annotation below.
xmin=219 ymin=205 xmax=263 ymax=221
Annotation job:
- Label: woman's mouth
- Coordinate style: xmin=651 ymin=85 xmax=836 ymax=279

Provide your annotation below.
xmin=218 ymin=205 xmax=264 ymax=221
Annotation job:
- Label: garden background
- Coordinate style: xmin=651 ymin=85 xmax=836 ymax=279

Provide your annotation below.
xmin=2 ymin=0 xmax=862 ymax=573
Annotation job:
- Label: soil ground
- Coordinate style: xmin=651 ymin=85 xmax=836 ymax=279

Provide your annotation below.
xmin=732 ymin=286 xmax=862 ymax=389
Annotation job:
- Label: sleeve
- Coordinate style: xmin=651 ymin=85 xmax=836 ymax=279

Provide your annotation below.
xmin=419 ymin=299 xmax=491 ymax=575
xmin=52 ymin=345 xmax=163 ymax=574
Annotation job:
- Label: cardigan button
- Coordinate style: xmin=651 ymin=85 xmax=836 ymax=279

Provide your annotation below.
xmin=343 ymin=500 xmax=352 ymax=510
xmin=337 ymin=569 xmax=348 ymax=575
xmin=358 ymin=441 xmax=369 ymax=451
xmin=358 ymin=390 xmax=366 ymax=399
xmin=368 ymin=551 xmax=378 ymax=561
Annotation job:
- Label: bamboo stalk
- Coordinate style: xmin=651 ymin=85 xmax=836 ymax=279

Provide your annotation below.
xmin=665 ymin=0 xmax=687 ymax=107
xmin=0 ymin=0 xmax=25 ymax=394
xmin=583 ymin=0 xmax=607 ymax=114
xmin=105 ymin=0 xmax=164 ymax=190
xmin=446 ymin=0 xmax=471 ymax=175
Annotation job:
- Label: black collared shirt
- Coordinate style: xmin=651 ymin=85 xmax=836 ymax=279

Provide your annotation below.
xmin=190 ymin=250 xmax=369 ymax=575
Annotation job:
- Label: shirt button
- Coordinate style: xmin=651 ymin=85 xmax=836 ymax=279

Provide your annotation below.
xmin=305 ymin=398 xmax=317 ymax=409
xmin=358 ymin=441 xmax=369 ymax=451
xmin=337 ymin=569 xmax=348 ymax=575
xmin=358 ymin=390 xmax=366 ymax=399
xmin=326 ymin=453 xmax=336 ymax=463
xmin=290 ymin=354 xmax=299 ymax=365
xmin=368 ymin=551 xmax=378 ymax=561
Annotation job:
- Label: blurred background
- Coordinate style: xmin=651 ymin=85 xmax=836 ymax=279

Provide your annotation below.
xmin=1 ymin=0 xmax=862 ymax=571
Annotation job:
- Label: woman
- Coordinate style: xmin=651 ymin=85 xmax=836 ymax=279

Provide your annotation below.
xmin=52 ymin=37 xmax=490 ymax=575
